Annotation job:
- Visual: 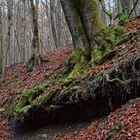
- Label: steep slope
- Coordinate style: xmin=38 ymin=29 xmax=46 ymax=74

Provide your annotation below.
xmin=0 ymin=17 xmax=140 ymax=140
xmin=53 ymin=17 xmax=140 ymax=140
xmin=12 ymin=16 xmax=140 ymax=122
xmin=53 ymin=98 xmax=140 ymax=140
xmin=0 ymin=47 xmax=72 ymax=140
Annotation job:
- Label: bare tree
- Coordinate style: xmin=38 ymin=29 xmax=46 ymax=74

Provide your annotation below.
xmin=29 ymin=0 xmax=41 ymax=67
xmin=1 ymin=0 xmax=13 ymax=82
xmin=0 ymin=1 xmax=3 ymax=69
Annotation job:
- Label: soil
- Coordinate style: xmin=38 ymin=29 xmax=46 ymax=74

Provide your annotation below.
xmin=12 ymin=121 xmax=91 ymax=140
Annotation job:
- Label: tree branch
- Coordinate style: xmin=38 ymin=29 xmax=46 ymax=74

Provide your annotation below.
xmin=129 ymin=0 xmax=139 ymax=18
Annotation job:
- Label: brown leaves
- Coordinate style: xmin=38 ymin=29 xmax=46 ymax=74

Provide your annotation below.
xmin=0 ymin=121 xmax=11 ymax=140
xmin=1 ymin=17 xmax=140 ymax=140
xmin=88 ymin=33 xmax=140 ymax=77
xmin=53 ymin=99 xmax=140 ymax=140
xmin=0 ymin=47 xmax=72 ymax=140
xmin=126 ymin=18 xmax=140 ymax=32
xmin=0 ymin=47 xmax=72 ymax=96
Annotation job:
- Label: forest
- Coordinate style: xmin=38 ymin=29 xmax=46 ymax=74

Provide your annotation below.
xmin=0 ymin=0 xmax=140 ymax=139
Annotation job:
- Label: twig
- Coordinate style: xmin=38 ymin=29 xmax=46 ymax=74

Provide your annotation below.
xmin=129 ymin=0 xmax=139 ymax=18
xmin=99 ymin=0 xmax=111 ymax=19
xmin=113 ymin=8 xmax=127 ymax=20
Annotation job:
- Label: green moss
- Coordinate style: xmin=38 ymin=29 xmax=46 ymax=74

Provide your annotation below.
xmin=94 ymin=26 xmax=116 ymax=50
xmin=91 ymin=49 xmax=102 ymax=66
xmin=70 ymin=63 xmax=82 ymax=77
xmin=59 ymin=48 xmax=89 ymax=86
xmin=37 ymin=93 xmax=51 ymax=107
xmin=13 ymin=105 xmax=32 ymax=121
xmin=26 ymin=54 xmax=36 ymax=72
xmin=97 ymin=50 xmax=118 ymax=65
xmin=62 ymin=48 xmax=83 ymax=77
xmin=95 ymin=24 xmax=128 ymax=51
xmin=111 ymin=28 xmax=140 ymax=46
xmin=137 ymin=40 xmax=140 ymax=45
xmin=114 ymin=26 xmax=126 ymax=36
xmin=67 ymin=48 xmax=84 ymax=65
xmin=12 ymin=53 xmax=138 ymax=121
xmin=118 ymin=12 xmax=129 ymax=26
xmin=20 ymin=83 xmax=48 ymax=104
xmin=27 ymin=63 xmax=33 ymax=72
xmin=33 ymin=91 xmax=55 ymax=109
xmin=91 ymin=48 xmax=118 ymax=67
xmin=108 ymin=12 xmax=113 ymax=21
xmin=13 ymin=83 xmax=49 ymax=120
xmin=55 ymin=83 xmax=82 ymax=104
xmin=103 ymin=27 xmax=116 ymax=45
xmin=107 ymin=123 xmax=122 ymax=140
xmin=15 ymin=105 xmax=32 ymax=114
xmin=112 ymin=32 xmax=132 ymax=46
xmin=81 ymin=72 xmax=107 ymax=99
xmin=62 ymin=63 xmax=87 ymax=86
xmin=11 ymin=15 xmax=140 ymax=122
xmin=90 ymin=0 xmax=103 ymax=34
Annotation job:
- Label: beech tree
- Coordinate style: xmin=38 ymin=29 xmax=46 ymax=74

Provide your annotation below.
xmin=0 ymin=0 xmax=140 ymax=81
xmin=29 ymin=0 xmax=41 ymax=66
xmin=0 ymin=3 xmax=3 ymax=68
xmin=1 ymin=0 xmax=13 ymax=82
xmin=60 ymin=0 xmax=104 ymax=58
xmin=50 ymin=0 xmax=60 ymax=48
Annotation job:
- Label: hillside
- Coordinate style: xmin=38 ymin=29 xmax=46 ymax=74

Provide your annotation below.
xmin=0 ymin=17 xmax=140 ymax=140
xmin=0 ymin=48 xmax=72 ymax=139
xmin=53 ymin=98 xmax=140 ymax=140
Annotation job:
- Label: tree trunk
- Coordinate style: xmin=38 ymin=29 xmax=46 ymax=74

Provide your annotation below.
xmin=29 ymin=0 xmax=41 ymax=68
xmin=60 ymin=0 xmax=85 ymax=50
xmin=60 ymin=0 xmax=103 ymax=58
xmin=0 ymin=3 xmax=3 ymax=69
xmin=50 ymin=0 xmax=60 ymax=48
xmin=1 ymin=0 xmax=13 ymax=82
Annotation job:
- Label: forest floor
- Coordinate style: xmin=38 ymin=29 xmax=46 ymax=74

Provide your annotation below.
xmin=0 ymin=17 xmax=140 ymax=140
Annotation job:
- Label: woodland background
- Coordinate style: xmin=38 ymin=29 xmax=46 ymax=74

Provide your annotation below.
xmin=0 ymin=0 xmax=140 ymax=81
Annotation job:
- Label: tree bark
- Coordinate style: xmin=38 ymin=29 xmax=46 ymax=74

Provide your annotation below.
xmin=50 ymin=0 xmax=60 ymax=48
xmin=60 ymin=0 xmax=85 ymax=50
xmin=1 ymin=0 xmax=13 ymax=82
xmin=60 ymin=0 xmax=103 ymax=57
xmin=29 ymin=0 xmax=41 ymax=67
xmin=0 ymin=3 xmax=3 ymax=69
